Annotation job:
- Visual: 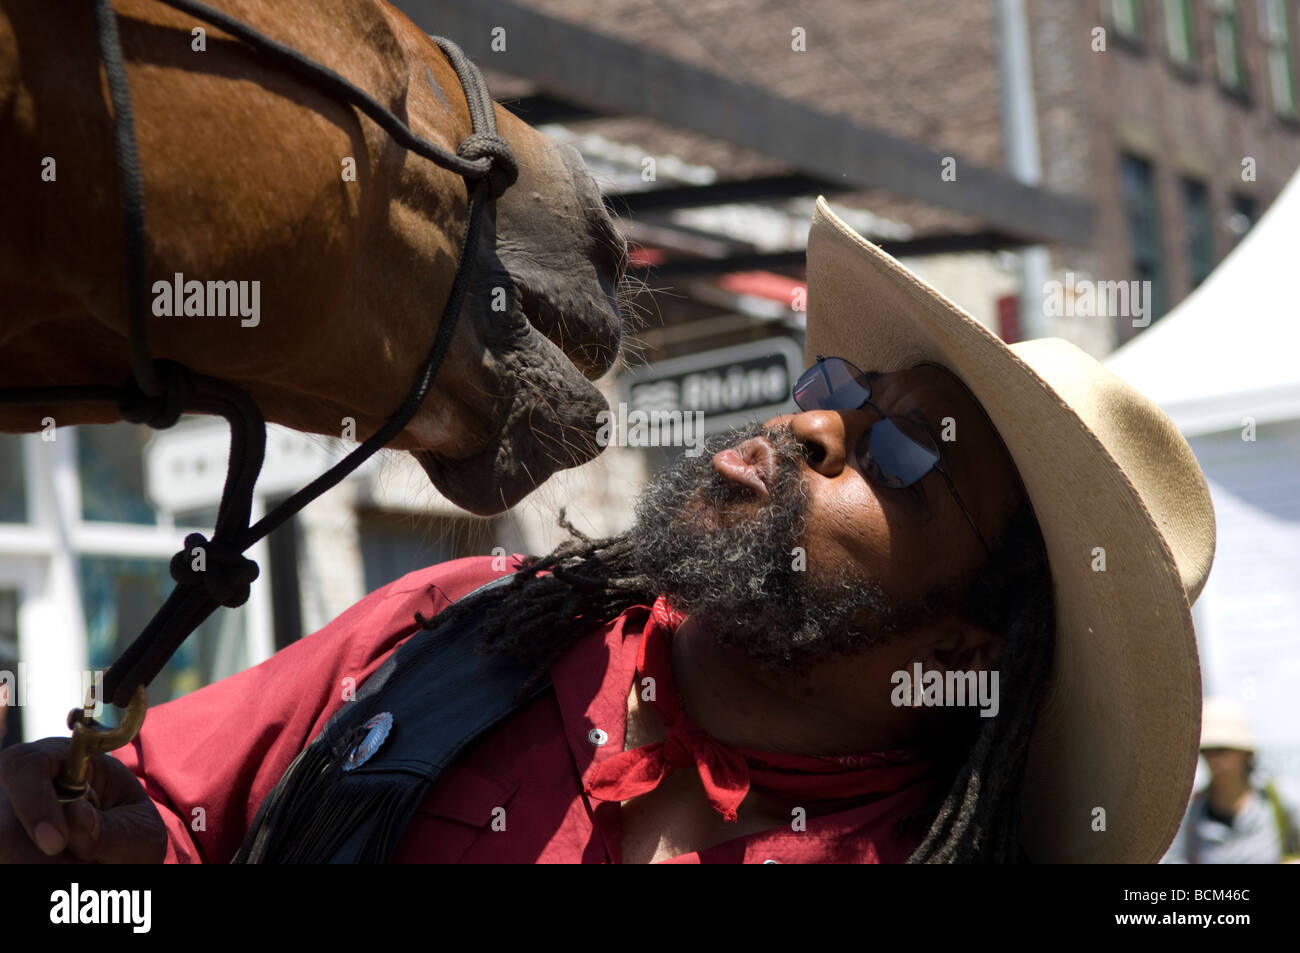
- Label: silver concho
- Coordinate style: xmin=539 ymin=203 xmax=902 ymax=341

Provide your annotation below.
xmin=341 ymin=712 xmax=394 ymax=772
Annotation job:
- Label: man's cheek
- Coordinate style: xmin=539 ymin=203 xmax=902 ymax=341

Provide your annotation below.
xmin=800 ymin=502 xmax=876 ymax=578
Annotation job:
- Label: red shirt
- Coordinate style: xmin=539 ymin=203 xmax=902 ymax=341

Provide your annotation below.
xmin=112 ymin=555 xmax=939 ymax=863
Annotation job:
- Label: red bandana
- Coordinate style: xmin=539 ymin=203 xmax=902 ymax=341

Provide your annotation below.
xmin=584 ymin=596 xmax=936 ymax=822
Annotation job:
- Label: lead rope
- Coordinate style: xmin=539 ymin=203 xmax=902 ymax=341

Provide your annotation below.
xmin=0 ymin=0 xmax=517 ymax=717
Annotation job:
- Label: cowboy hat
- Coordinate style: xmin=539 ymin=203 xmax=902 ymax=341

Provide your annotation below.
xmin=804 ymin=196 xmax=1216 ymax=863
xmin=1200 ymin=697 xmax=1256 ymax=752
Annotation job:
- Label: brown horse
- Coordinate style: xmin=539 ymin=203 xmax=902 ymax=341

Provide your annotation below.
xmin=0 ymin=0 xmax=627 ymax=515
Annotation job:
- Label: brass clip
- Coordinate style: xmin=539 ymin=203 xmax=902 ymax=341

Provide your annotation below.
xmin=54 ymin=685 xmax=147 ymax=804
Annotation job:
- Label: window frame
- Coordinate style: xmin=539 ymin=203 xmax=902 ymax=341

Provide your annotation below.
xmin=1110 ymin=0 xmax=1145 ymax=41
xmin=1164 ymin=0 xmax=1199 ymax=66
xmin=1119 ymin=152 xmax=1172 ymax=325
xmin=1180 ymin=176 xmax=1217 ymax=289
xmin=1213 ymin=0 xmax=1251 ymax=95
xmin=1260 ymin=0 xmax=1298 ymax=116
xmin=1229 ymin=191 xmax=1259 ymax=246
xmin=0 ymin=434 xmax=29 ymax=524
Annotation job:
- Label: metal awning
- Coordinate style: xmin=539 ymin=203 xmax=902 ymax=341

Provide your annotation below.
xmin=396 ymin=0 xmax=1093 ymax=245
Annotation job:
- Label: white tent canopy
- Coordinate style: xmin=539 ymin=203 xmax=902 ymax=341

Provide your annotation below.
xmin=1106 ymin=167 xmax=1300 ymax=819
xmin=1106 ymin=167 xmax=1300 ymax=436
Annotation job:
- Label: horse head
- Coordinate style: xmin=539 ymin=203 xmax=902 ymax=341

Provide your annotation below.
xmin=406 ymin=108 xmax=629 ymax=516
xmin=0 ymin=1 xmax=632 ymax=517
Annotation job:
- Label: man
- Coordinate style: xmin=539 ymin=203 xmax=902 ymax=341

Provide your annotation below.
xmin=0 ymin=198 xmax=1216 ymax=863
xmin=1163 ymin=697 xmax=1300 ymax=863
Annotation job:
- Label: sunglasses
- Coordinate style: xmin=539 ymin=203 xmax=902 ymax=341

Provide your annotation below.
xmin=792 ymin=355 xmax=991 ymax=557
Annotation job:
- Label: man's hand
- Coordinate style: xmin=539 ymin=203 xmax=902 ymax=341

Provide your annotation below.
xmin=0 ymin=729 xmax=167 ymax=863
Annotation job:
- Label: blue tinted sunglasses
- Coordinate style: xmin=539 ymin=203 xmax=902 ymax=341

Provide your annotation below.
xmin=792 ymin=355 xmax=990 ymax=556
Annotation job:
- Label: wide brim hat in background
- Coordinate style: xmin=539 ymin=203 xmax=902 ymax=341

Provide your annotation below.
xmin=804 ymin=197 xmax=1216 ymax=863
xmin=1200 ymin=697 xmax=1256 ymax=752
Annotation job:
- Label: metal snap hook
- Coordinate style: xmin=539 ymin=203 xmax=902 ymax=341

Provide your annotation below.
xmin=54 ymin=685 xmax=148 ymax=804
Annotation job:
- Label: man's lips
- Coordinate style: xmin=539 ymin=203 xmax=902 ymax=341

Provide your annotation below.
xmin=711 ymin=436 xmax=776 ymax=497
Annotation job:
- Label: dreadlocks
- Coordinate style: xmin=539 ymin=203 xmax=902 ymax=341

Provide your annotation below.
xmin=413 ymin=498 xmax=1055 ymax=864
xmin=413 ymin=510 xmax=657 ymax=695
xmin=905 ymin=497 xmax=1056 ymax=862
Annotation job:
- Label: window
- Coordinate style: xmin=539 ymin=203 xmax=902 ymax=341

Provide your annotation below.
xmin=1121 ymin=154 xmax=1171 ymax=322
xmin=1261 ymin=0 xmax=1297 ymax=115
xmin=1229 ymin=192 xmax=1259 ymax=243
xmin=0 ymin=434 xmax=26 ymax=523
xmin=1182 ymin=178 xmax=1216 ymax=288
xmin=1214 ymin=0 xmax=1248 ymax=91
xmin=358 ymin=512 xmax=491 ymax=596
xmin=265 ymin=500 xmax=302 ymax=652
xmin=1110 ymin=0 xmax=1144 ymax=39
xmin=77 ymin=422 xmax=157 ymax=525
xmin=1164 ymin=0 xmax=1198 ymax=64
xmin=79 ymin=555 xmax=246 ymax=715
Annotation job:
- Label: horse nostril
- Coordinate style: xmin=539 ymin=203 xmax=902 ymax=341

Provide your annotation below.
xmin=580 ymin=189 xmax=627 ymax=286
xmin=557 ymin=141 xmax=628 ymax=287
xmin=597 ymin=214 xmax=629 ymax=285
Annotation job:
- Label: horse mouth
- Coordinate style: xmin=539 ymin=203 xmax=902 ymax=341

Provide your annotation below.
xmin=516 ymin=276 xmax=621 ymax=381
xmin=411 ymin=142 xmax=627 ymax=515
xmin=410 ymin=313 xmax=612 ymax=515
xmin=412 ymin=438 xmax=589 ymax=516
xmin=410 ymin=387 xmax=605 ymax=515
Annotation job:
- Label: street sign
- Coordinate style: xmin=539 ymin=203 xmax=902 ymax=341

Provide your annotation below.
xmin=620 ymin=336 xmax=804 ymax=437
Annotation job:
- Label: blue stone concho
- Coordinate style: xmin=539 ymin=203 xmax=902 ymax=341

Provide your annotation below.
xmin=341 ymin=712 xmax=394 ymax=772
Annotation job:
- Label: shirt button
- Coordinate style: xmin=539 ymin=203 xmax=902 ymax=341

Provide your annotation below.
xmin=588 ymin=728 xmax=609 ymax=746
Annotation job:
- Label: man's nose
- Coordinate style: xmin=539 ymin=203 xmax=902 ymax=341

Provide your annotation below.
xmin=767 ymin=410 xmax=864 ymax=478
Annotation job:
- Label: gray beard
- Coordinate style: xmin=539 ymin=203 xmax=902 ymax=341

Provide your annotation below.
xmin=627 ymin=420 xmax=956 ymax=674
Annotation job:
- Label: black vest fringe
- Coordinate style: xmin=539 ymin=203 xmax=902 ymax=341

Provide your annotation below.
xmin=233 ymin=576 xmax=548 ymax=863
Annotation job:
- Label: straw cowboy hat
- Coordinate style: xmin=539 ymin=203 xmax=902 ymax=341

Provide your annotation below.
xmin=804 ymin=197 xmax=1216 ymax=863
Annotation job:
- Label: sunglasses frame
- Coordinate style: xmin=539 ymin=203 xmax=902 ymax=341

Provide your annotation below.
xmin=793 ymin=355 xmax=992 ymax=558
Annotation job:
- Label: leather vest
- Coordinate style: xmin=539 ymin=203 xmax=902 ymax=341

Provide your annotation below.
xmin=233 ymin=575 xmax=550 ymax=863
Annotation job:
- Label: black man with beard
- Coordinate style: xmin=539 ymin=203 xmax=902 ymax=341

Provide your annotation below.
xmin=0 ymin=198 xmax=1216 ymax=865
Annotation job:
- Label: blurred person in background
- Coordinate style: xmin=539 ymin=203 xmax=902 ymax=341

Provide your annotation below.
xmin=1163 ymin=697 xmax=1300 ymax=863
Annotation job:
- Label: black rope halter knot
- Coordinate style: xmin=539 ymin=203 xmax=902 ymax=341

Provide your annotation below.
xmin=117 ymin=360 xmax=192 ymax=429
xmin=170 ymin=532 xmax=261 ymax=609
xmin=457 ymin=133 xmax=519 ymax=200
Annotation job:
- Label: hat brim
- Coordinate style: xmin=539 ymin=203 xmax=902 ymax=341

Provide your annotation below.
xmin=805 ymin=197 xmax=1203 ymax=863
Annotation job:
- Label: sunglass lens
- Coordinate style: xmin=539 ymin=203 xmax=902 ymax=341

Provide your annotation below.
xmin=793 ymin=357 xmax=872 ymax=412
xmin=792 ymin=366 xmax=830 ymax=409
xmin=868 ymin=418 xmax=939 ymax=487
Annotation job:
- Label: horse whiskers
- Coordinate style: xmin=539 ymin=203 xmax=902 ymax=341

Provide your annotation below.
xmin=615 ymin=286 xmax=654 ymax=335
xmin=615 ymin=333 xmax=651 ymax=371
xmin=517 ymin=383 xmax=592 ymax=469
xmin=619 ymin=281 xmax=673 ymax=334
xmin=617 ymin=271 xmax=652 ymax=302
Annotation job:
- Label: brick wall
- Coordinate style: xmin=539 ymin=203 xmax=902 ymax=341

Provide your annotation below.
xmin=1031 ymin=0 xmax=1300 ymax=344
xmin=517 ymin=0 xmax=1300 ymax=348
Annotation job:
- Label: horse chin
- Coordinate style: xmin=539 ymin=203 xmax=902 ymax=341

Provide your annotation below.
xmin=413 ymin=446 xmax=551 ymax=516
xmin=411 ymin=344 xmax=610 ymax=515
xmin=411 ymin=417 xmax=602 ymax=514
